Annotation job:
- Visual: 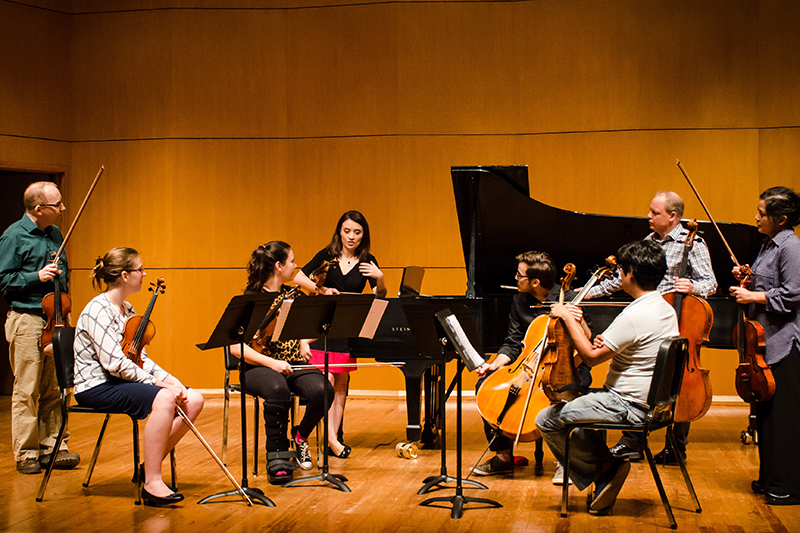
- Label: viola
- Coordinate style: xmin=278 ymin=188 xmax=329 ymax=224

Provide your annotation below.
xmin=309 ymin=259 xmax=338 ymax=292
xmin=476 ymin=257 xmax=616 ymax=443
xmin=732 ymin=266 xmax=774 ymax=402
xmin=40 ymin=166 xmax=105 ymax=354
xmin=662 ymin=220 xmax=714 ymax=422
xmin=121 ymin=278 xmax=166 ymax=368
xmin=41 ymin=259 xmax=70 ymax=354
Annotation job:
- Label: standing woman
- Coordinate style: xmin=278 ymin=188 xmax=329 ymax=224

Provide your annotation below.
xmin=731 ymin=186 xmax=800 ymax=506
xmin=73 ymin=247 xmax=204 ymax=506
xmin=229 ymin=241 xmax=331 ymax=485
xmin=294 ymin=211 xmax=387 ymax=458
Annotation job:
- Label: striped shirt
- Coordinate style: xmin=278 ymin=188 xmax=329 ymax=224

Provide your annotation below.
xmin=748 ymin=229 xmax=800 ymax=365
xmin=74 ymin=293 xmax=170 ymax=395
xmin=586 ymin=224 xmax=718 ymax=299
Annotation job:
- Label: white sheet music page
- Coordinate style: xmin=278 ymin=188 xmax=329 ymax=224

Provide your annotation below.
xmin=444 ymin=314 xmax=485 ymax=371
xmin=358 ymin=299 xmax=388 ymax=339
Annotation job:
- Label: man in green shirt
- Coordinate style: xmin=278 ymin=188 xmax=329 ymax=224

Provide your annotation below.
xmin=0 ymin=181 xmax=80 ymax=474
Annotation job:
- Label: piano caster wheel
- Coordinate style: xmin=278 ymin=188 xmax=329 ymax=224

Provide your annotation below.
xmin=396 ymin=442 xmax=419 ymax=459
xmin=741 ymin=429 xmax=755 ymax=445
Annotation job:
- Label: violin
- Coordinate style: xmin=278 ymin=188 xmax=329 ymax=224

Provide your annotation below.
xmin=121 ymin=278 xmax=166 ymax=368
xmin=662 ymin=220 xmax=714 ymax=422
xmin=732 ymin=266 xmax=774 ymax=402
xmin=249 ymin=259 xmax=338 ymax=354
xmin=475 ymin=257 xmax=616 ymax=443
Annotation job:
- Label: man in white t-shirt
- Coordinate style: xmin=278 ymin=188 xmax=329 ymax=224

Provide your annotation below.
xmin=536 ymin=239 xmax=679 ymax=515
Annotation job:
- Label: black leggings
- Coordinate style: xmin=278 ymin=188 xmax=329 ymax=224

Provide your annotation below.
xmin=242 ymin=366 xmax=331 ymax=452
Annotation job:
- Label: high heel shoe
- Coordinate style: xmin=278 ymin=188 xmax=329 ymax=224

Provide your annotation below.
xmin=141 ymin=486 xmax=185 ymax=507
xmin=327 ymin=444 xmax=351 ymax=459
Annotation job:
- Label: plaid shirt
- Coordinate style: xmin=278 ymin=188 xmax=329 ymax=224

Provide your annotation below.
xmin=74 ymin=293 xmax=170 ymax=395
xmin=587 ymin=224 xmax=718 ymax=299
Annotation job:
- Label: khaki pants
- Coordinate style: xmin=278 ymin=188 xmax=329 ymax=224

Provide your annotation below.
xmin=5 ymin=310 xmax=68 ymax=462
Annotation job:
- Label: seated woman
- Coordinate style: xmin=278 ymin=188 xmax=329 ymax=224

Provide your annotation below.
xmin=73 ymin=247 xmax=204 ymax=507
xmin=230 ymin=241 xmax=332 ymax=485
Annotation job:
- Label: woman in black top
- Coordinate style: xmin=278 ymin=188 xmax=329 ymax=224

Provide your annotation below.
xmin=294 ymin=211 xmax=386 ymax=457
xmin=230 ymin=241 xmax=331 ymax=485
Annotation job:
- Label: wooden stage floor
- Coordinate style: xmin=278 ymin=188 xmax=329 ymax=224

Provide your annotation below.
xmin=1 ymin=396 xmax=796 ymax=533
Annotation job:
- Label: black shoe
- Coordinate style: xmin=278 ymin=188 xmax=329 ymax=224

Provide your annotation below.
xmin=751 ymin=480 xmax=766 ymax=495
xmin=590 ymin=459 xmax=631 ymax=512
xmin=609 ymin=443 xmax=643 ymax=462
xmin=141 ymin=487 xmax=184 ymax=507
xmin=653 ymin=447 xmax=686 ymax=465
xmin=327 ymin=444 xmax=352 ymax=459
xmin=766 ymin=492 xmax=800 ymax=506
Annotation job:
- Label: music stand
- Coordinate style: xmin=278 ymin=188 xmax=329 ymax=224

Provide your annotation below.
xmin=406 ymin=303 xmax=485 ymax=494
xmin=276 ymin=293 xmax=377 ymax=492
xmin=196 ymin=292 xmax=279 ymax=507
xmin=417 ymin=307 xmax=502 ymax=518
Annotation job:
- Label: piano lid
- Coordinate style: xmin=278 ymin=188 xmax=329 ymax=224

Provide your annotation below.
xmin=451 ymin=165 xmax=763 ymax=297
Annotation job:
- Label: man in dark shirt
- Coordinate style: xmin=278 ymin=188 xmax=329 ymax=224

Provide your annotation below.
xmin=471 ymin=251 xmax=591 ymax=481
xmin=0 ymin=182 xmax=80 ymax=474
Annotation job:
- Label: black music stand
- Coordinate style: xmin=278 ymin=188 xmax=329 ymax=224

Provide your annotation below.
xmin=417 ymin=308 xmax=501 ymax=518
xmin=196 ymin=293 xmax=279 ymax=507
xmin=277 ymin=293 xmax=377 ymax=492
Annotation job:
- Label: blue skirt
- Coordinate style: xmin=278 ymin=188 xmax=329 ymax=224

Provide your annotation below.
xmin=74 ymin=378 xmax=162 ymax=420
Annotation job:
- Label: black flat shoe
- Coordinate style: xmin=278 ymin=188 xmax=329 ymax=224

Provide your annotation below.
xmin=141 ymin=486 xmax=184 ymax=507
xmin=766 ymin=492 xmax=800 ymax=506
xmin=751 ymin=480 xmax=766 ymax=494
xmin=327 ymin=445 xmax=351 ymax=459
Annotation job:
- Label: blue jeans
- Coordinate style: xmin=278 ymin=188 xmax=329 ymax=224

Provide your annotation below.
xmin=535 ymin=389 xmax=646 ymax=490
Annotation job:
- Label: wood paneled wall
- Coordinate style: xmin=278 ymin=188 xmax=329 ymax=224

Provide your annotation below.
xmin=2 ymin=0 xmax=799 ymax=394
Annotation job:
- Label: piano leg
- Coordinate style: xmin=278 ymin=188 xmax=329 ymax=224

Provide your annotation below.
xmin=420 ymin=364 xmax=443 ymax=448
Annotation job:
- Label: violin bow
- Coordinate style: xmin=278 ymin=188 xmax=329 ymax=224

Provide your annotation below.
xmin=676 ymin=160 xmax=742 ymax=267
xmin=51 ymin=165 xmax=105 ymax=264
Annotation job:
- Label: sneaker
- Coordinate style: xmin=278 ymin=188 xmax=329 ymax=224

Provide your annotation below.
xmin=295 ymin=438 xmax=313 ymax=470
xmin=39 ymin=450 xmax=81 ymax=470
xmin=17 ymin=458 xmax=42 ymax=474
xmin=609 ymin=443 xmax=644 ymax=462
xmin=471 ymin=456 xmax=514 ymax=476
xmin=552 ymin=462 xmax=573 ymax=485
xmin=590 ymin=458 xmax=631 ymax=512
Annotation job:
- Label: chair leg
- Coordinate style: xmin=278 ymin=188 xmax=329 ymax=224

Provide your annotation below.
xmin=253 ymin=395 xmax=259 ymax=477
xmin=35 ymin=406 xmax=70 ymax=502
xmin=643 ymin=434 xmax=677 ymax=529
xmin=222 ymin=383 xmax=230 ymax=465
xmin=668 ymin=426 xmax=702 ymax=513
xmin=561 ymin=428 xmax=576 ymax=517
xmin=169 ymin=449 xmax=177 ymax=491
xmin=133 ymin=419 xmax=142 ymax=505
xmin=83 ymin=413 xmax=112 ymax=487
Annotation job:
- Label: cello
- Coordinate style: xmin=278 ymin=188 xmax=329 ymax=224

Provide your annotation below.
xmin=476 ymin=257 xmax=616 ymax=443
xmin=661 ymin=220 xmax=714 ymax=422
xmin=122 ymin=278 xmax=253 ymax=505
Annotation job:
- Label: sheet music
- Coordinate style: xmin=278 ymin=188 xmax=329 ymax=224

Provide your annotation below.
xmin=270 ymin=299 xmax=294 ymax=342
xmin=358 ymin=299 xmax=388 ymax=339
xmin=443 ymin=314 xmax=485 ymax=371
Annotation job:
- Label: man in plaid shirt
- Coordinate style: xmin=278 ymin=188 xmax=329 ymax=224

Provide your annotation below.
xmin=586 ymin=190 xmax=717 ymax=464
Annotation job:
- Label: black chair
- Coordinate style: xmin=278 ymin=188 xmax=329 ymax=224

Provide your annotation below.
xmin=560 ymin=336 xmax=701 ymax=529
xmin=36 ymin=327 xmax=175 ymax=503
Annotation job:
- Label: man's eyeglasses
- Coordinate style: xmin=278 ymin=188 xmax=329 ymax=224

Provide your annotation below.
xmin=515 ymin=272 xmax=528 ymax=280
xmin=38 ymin=202 xmax=63 ymax=209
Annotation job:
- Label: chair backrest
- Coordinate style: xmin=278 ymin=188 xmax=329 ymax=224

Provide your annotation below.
xmin=645 ymin=335 xmax=689 ymax=425
xmin=52 ymin=327 xmax=77 ymax=391
xmin=224 ymin=345 xmax=240 ymax=371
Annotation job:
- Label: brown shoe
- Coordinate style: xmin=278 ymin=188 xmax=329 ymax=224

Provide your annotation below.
xmin=17 ymin=458 xmax=42 ymax=474
xmin=39 ymin=450 xmax=81 ymax=470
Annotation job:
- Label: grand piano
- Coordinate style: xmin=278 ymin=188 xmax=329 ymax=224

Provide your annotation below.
xmin=350 ymin=165 xmax=763 ymax=444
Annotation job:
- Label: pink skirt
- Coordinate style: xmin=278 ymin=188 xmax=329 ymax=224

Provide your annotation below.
xmin=308 ymin=349 xmax=356 ymax=373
